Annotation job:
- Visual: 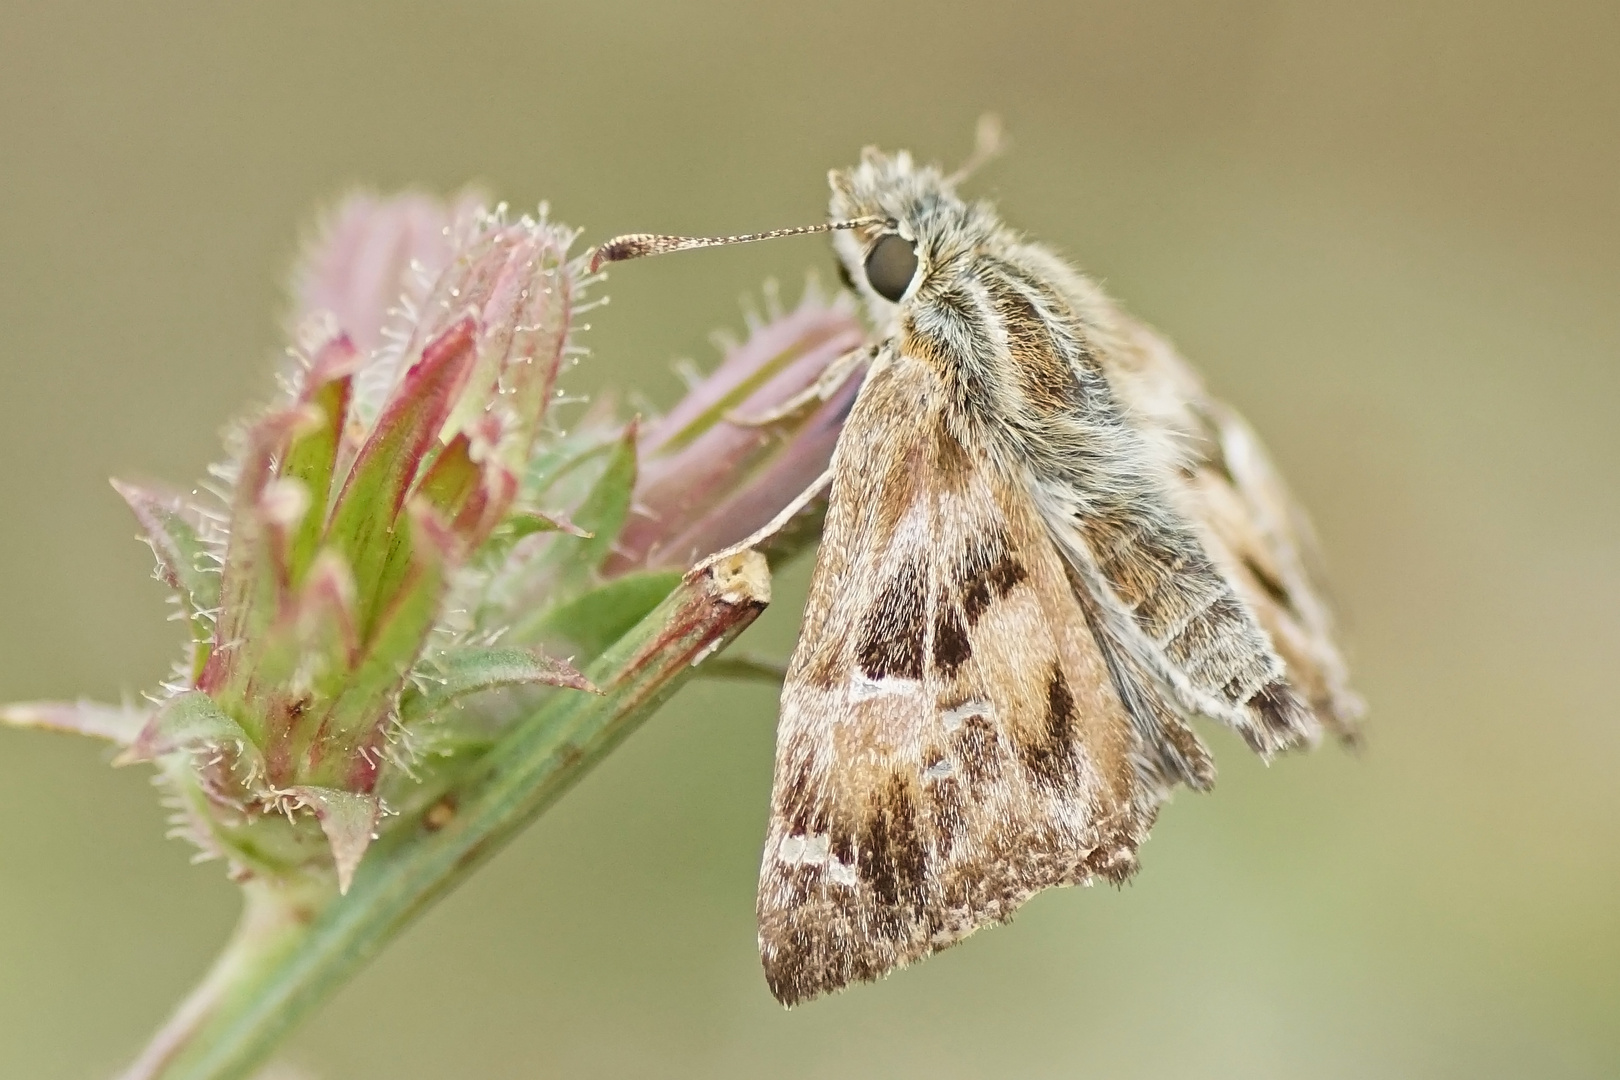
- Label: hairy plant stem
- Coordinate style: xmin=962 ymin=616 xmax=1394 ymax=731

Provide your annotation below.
xmin=122 ymin=552 xmax=771 ymax=1080
xmin=117 ymin=878 xmax=332 ymax=1080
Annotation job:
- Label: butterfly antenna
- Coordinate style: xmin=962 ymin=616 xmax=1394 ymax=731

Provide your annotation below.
xmin=946 ymin=113 xmax=1008 ymax=187
xmin=590 ymin=216 xmax=885 ymax=273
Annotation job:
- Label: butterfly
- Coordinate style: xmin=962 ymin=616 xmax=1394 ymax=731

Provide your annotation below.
xmin=593 ymin=123 xmax=1361 ymax=1006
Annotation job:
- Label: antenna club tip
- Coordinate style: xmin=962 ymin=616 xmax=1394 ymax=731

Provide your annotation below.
xmin=587 ymin=237 xmax=625 ymax=273
xmin=589 ymin=233 xmax=665 ymax=272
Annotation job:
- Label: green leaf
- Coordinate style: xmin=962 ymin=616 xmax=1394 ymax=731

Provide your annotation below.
xmin=502 ymin=421 xmax=639 ymax=608
xmin=279 ymin=353 xmax=354 ymax=587
xmin=566 ymin=420 xmax=638 ymax=575
xmin=283 ymin=786 xmax=380 ymax=895
xmin=306 ymin=501 xmax=453 ymax=788
xmin=514 ymin=569 xmax=682 ymax=660
xmin=476 ymin=508 xmax=591 ymax=569
xmin=505 ymin=509 xmax=591 ymax=539
xmin=399 ymin=646 xmax=597 ymax=726
xmin=121 ymin=691 xmax=258 ymax=771
xmin=414 ymin=432 xmax=481 ymax=521
xmin=115 ymin=550 xmax=773 ymax=1080
xmin=204 ymin=408 xmax=312 ymax=707
xmin=693 ymin=653 xmax=789 ymax=684
xmin=521 ymin=426 xmax=620 ymax=502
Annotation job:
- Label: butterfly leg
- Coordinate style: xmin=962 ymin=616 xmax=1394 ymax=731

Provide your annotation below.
xmin=686 ymin=468 xmax=833 ymax=579
xmin=724 ymin=346 xmax=869 ymax=429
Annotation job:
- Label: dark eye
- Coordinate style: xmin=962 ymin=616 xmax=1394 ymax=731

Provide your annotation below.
xmin=863 ymin=234 xmax=918 ymax=302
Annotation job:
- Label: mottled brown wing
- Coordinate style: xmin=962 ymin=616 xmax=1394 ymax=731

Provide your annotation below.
xmin=1184 ymin=400 xmax=1364 ymax=738
xmin=758 ymin=349 xmax=1158 ymax=1006
xmin=1103 ymin=317 xmax=1363 ymax=740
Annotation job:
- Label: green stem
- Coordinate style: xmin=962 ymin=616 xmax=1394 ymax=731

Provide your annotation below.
xmin=116 ymin=878 xmax=331 ymax=1080
xmin=125 ymin=552 xmax=770 ymax=1080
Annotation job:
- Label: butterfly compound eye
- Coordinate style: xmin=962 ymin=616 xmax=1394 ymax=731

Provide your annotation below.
xmin=863 ymin=234 xmax=918 ymax=302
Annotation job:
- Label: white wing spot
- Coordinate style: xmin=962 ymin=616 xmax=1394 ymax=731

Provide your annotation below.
xmin=924 ymin=759 xmax=955 ymax=781
xmin=940 ymin=699 xmax=993 ymax=732
xmin=778 ymin=833 xmax=832 ymax=865
xmin=849 ymin=672 xmax=921 ymax=703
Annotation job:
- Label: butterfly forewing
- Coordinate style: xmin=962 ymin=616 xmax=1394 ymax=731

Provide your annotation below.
xmin=758 ymin=349 xmax=1158 ymax=1005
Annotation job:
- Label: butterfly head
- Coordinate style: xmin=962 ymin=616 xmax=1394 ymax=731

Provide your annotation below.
xmin=828 ymin=147 xmax=1001 ymax=320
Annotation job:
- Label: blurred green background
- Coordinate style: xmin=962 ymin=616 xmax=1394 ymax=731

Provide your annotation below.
xmin=2 ymin=2 xmax=1616 ymax=1077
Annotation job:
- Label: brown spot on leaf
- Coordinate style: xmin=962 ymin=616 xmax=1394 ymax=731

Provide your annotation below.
xmin=423 ymin=794 xmax=457 ymax=832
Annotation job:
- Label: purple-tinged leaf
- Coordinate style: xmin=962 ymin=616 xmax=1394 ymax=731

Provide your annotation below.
xmin=0 ymin=699 xmax=152 ymax=745
xmin=111 ymin=479 xmax=221 ymax=657
xmin=294 ymin=192 xmax=482 ymax=356
xmin=203 ymin=408 xmax=318 ymax=704
xmin=443 ymin=230 xmax=563 ymax=444
xmin=415 ymin=432 xmax=481 ymax=520
xmin=641 ymin=294 xmax=861 ymax=455
xmin=283 ymin=786 xmax=380 ymax=894
xmin=644 ymin=367 xmax=858 ymax=570
xmin=609 ymin=291 xmax=865 ymax=573
xmin=412 ymin=431 xmax=517 ymax=547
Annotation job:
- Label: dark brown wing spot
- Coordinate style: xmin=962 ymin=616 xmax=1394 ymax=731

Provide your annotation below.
xmin=784 ymin=790 xmax=831 ymax=838
xmin=930 ymin=420 xmax=975 ymax=495
xmin=830 ymin=819 xmax=856 ymax=865
xmin=858 ymin=775 xmax=928 ymax=914
xmin=1019 ymin=663 xmax=1078 ymax=787
xmin=952 ymin=713 xmax=1001 ymax=786
xmin=927 ymin=773 xmax=964 ymax=859
xmin=856 ymin=560 xmax=927 ymax=681
xmin=958 ymin=529 xmax=1028 ymax=625
xmin=932 ymin=604 xmax=971 ymax=676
